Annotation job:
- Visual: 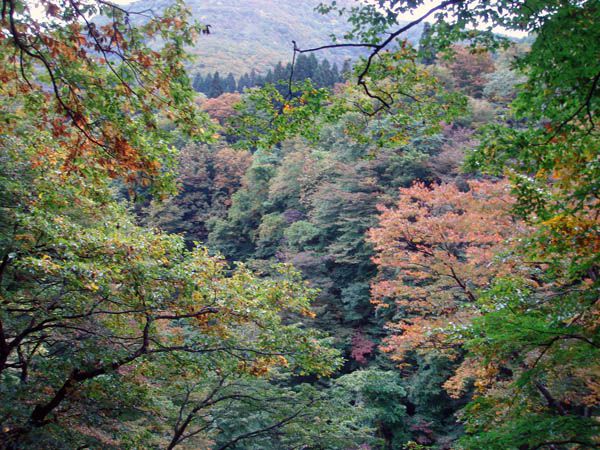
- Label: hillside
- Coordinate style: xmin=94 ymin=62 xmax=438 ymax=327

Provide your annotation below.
xmin=129 ymin=0 xmax=421 ymax=76
xmin=136 ymin=0 xmax=359 ymax=75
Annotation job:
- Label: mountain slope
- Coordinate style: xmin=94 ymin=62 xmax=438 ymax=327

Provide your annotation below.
xmin=131 ymin=0 xmax=365 ymax=75
xmin=191 ymin=0 xmax=359 ymax=75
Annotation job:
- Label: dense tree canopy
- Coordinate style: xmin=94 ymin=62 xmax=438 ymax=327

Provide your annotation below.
xmin=298 ymin=0 xmax=599 ymax=448
xmin=0 ymin=1 xmax=344 ymax=448
xmin=1 ymin=0 xmax=598 ymax=448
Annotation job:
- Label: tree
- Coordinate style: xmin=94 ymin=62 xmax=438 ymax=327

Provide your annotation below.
xmin=443 ymin=45 xmax=495 ymax=98
xmin=483 ymin=64 xmax=526 ymax=103
xmin=295 ymin=1 xmax=599 ymax=446
xmin=273 ymin=61 xmax=287 ymax=83
xmin=192 ymin=72 xmax=205 ymax=92
xmin=331 ymin=62 xmax=341 ymax=84
xmin=208 ymin=71 xmax=224 ymax=98
xmin=368 ymin=180 xmax=520 ymax=364
xmin=238 ymin=73 xmax=250 ymax=91
xmin=206 ymin=89 xmax=476 ymax=442
xmin=284 ymin=221 xmax=320 ymax=252
xmin=0 ymin=1 xmax=344 ymax=447
xmin=0 ymin=0 xmax=213 ymax=194
xmin=267 ymin=141 xmax=321 ymax=211
xmin=185 ymin=375 xmax=374 ymax=450
xmin=367 ymin=180 xmax=527 ymax=447
xmin=418 ymin=22 xmax=436 ymax=65
xmin=143 ymin=144 xmax=252 ymax=244
xmin=199 ymin=92 xmax=243 ymax=126
xmin=224 ymin=72 xmax=237 ymax=93
xmin=0 ymin=133 xmax=339 ymax=447
xmin=249 ymin=68 xmax=258 ymax=86
xmin=255 ymin=213 xmax=287 ymax=257
xmin=334 ymin=369 xmax=409 ymax=448
xmin=316 ymin=58 xmax=332 ymax=87
xmin=341 ymin=59 xmax=352 ymax=79
xmin=208 ymin=150 xmax=280 ymax=259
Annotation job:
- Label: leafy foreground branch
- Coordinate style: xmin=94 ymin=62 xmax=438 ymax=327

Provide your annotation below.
xmin=1 ymin=0 xmax=599 ymax=448
xmin=0 ymin=1 xmax=366 ymax=448
xmin=0 ymin=134 xmax=346 ymax=446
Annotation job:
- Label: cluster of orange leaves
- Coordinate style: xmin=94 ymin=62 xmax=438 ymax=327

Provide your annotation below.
xmin=199 ymin=93 xmax=242 ymax=125
xmin=0 ymin=0 xmax=196 ymax=185
xmin=368 ymin=180 xmax=524 ymax=364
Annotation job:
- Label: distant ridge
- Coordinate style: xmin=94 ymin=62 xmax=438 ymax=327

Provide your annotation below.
xmin=128 ymin=0 xmax=423 ymax=76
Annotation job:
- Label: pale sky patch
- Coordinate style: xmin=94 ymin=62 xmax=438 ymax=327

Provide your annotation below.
xmin=395 ymin=0 xmax=528 ymax=38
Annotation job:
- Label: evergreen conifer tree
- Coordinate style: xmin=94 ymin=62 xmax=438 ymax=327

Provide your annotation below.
xmin=208 ymin=71 xmax=224 ymax=98
xmin=418 ymin=23 xmax=437 ymax=65
xmin=224 ymin=72 xmax=237 ymax=92
xmin=341 ymin=59 xmax=352 ymax=80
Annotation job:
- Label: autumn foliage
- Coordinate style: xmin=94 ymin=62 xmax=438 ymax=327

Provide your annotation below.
xmin=199 ymin=92 xmax=243 ymax=125
xmin=0 ymin=0 xmax=212 ymax=191
xmin=368 ymin=180 xmax=521 ymax=363
xmin=444 ymin=45 xmax=495 ymax=98
xmin=2 ymin=0 xmax=599 ymax=447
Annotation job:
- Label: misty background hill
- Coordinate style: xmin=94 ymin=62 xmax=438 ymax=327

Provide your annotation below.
xmin=130 ymin=0 xmax=423 ymax=76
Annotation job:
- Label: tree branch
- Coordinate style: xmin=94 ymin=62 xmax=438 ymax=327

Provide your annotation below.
xmin=292 ymin=0 xmax=466 ymax=107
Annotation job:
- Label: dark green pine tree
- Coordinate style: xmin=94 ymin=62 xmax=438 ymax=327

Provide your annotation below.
xmin=249 ymin=69 xmax=258 ymax=87
xmin=208 ymin=71 xmax=224 ymax=98
xmin=192 ymin=73 xmax=204 ymax=92
xmin=198 ymin=73 xmax=212 ymax=94
xmin=224 ymin=72 xmax=237 ymax=92
xmin=293 ymin=54 xmax=309 ymax=81
xmin=264 ymin=69 xmax=274 ymax=85
xmin=284 ymin=62 xmax=293 ymax=80
xmin=273 ymin=61 xmax=286 ymax=83
xmin=253 ymin=73 xmax=264 ymax=87
xmin=237 ymin=73 xmax=249 ymax=91
xmin=341 ymin=59 xmax=352 ymax=80
xmin=418 ymin=22 xmax=437 ymax=65
xmin=316 ymin=58 xmax=332 ymax=87
xmin=306 ymin=53 xmax=319 ymax=81
xmin=331 ymin=62 xmax=341 ymax=84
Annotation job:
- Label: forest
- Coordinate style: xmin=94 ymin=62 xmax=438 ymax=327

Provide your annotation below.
xmin=0 ymin=0 xmax=598 ymax=449
xmin=192 ymin=54 xmax=350 ymax=98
